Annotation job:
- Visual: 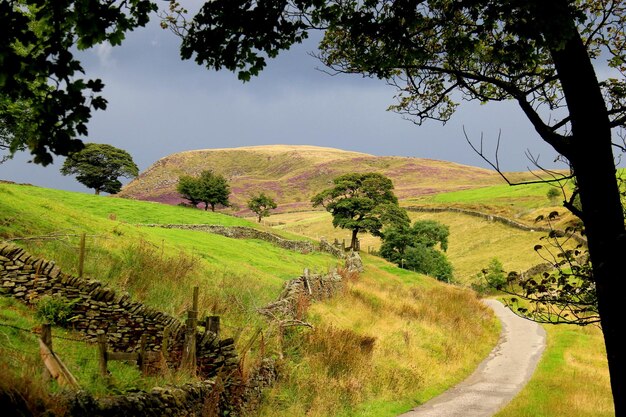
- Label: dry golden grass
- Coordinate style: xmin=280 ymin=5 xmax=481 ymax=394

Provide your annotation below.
xmin=257 ymin=256 xmax=499 ymax=417
xmin=269 ymin=210 xmax=552 ymax=284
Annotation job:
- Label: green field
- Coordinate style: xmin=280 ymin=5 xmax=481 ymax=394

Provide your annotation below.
xmin=0 ymin=182 xmax=499 ymax=416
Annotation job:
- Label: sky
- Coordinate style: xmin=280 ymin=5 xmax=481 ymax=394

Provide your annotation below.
xmin=0 ymin=5 xmax=565 ymax=193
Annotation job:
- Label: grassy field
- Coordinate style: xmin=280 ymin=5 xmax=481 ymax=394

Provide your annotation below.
xmin=257 ymin=255 xmax=499 ymax=417
xmin=496 ymin=323 xmax=612 ymax=417
xmin=267 ymin=198 xmax=613 ymax=416
xmin=268 ymin=210 xmax=549 ymax=284
xmin=0 ymin=182 xmax=337 ymax=328
xmin=0 ymin=182 xmax=500 ymax=415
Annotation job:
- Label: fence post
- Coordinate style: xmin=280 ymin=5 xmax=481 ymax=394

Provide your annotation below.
xmin=78 ymin=232 xmax=86 ymax=278
xmin=181 ymin=286 xmax=199 ymax=373
xmin=97 ymin=333 xmax=108 ymax=378
xmin=207 ymin=316 xmax=220 ymax=338
xmin=41 ymin=324 xmax=52 ymax=383
xmin=139 ymin=333 xmax=148 ymax=375
xmin=161 ymin=326 xmax=170 ymax=363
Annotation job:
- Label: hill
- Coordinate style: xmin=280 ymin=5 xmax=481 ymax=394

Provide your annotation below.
xmin=0 ymin=182 xmax=499 ymax=416
xmin=119 ymin=145 xmax=505 ymax=212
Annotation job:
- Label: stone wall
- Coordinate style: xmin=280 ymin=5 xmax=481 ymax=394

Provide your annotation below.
xmin=0 ymin=243 xmax=237 ymax=378
xmin=147 ymin=224 xmax=318 ymax=252
xmin=67 ymin=380 xmax=219 ymax=417
xmin=258 ymin=267 xmax=348 ymax=320
xmin=406 ymin=206 xmax=587 ymax=245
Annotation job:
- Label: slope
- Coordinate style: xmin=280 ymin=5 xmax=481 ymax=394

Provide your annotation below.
xmin=119 ymin=145 xmax=505 ymax=212
xmin=0 ymin=182 xmax=499 ymax=417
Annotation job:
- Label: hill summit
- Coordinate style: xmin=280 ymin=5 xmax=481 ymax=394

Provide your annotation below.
xmin=119 ymin=144 xmax=501 ymax=212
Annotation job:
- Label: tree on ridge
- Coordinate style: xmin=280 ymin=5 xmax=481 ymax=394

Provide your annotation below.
xmin=60 ymin=143 xmax=138 ymax=195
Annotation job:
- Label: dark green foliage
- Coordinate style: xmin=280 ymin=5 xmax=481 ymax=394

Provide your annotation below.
xmin=248 ymin=192 xmax=277 ymax=222
xmin=0 ymin=0 xmax=156 ymax=165
xmin=380 ymin=220 xmax=453 ymax=282
xmin=177 ymin=175 xmax=203 ymax=207
xmin=472 ymin=258 xmax=506 ymax=295
xmin=60 ymin=143 xmax=139 ymax=195
xmin=35 ymin=294 xmax=77 ymax=325
xmin=547 ymin=187 xmax=561 ymax=202
xmin=176 ymin=170 xmax=231 ymax=211
xmin=403 ymin=244 xmax=454 ymax=283
xmin=311 ymin=172 xmax=408 ymax=250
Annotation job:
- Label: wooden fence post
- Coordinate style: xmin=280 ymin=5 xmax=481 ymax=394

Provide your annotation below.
xmin=97 ymin=333 xmax=108 ymax=378
xmin=78 ymin=232 xmax=86 ymax=278
xmin=207 ymin=316 xmax=220 ymax=337
xmin=181 ymin=286 xmax=199 ymax=373
xmin=139 ymin=333 xmax=148 ymax=375
xmin=41 ymin=324 xmax=52 ymax=383
xmin=161 ymin=326 xmax=170 ymax=363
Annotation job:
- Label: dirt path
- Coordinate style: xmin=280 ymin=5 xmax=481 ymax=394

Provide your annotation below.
xmin=399 ymin=299 xmax=546 ymax=417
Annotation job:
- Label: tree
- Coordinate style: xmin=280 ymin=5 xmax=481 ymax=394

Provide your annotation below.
xmin=248 ymin=193 xmax=277 ymax=223
xmin=177 ymin=170 xmax=231 ymax=211
xmin=546 ymin=187 xmax=561 ymax=203
xmin=311 ymin=173 xmax=408 ymax=250
xmin=380 ymin=220 xmax=453 ymax=281
xmin=0 ymin=1 xmax=155 ymax=165
xmin=198 ymin=170 xmax=230 ymax=212
xmin=60 ymin=143 xmax=138 ymax=195
xmin=177 ymin=175 xmax=203 ymax=208
xmin=171 ymin=1 xmax=626 ymax=410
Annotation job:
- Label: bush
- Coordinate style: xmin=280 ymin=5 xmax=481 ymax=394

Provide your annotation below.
xmin=546 ymin=187 xmax=560 ymax=202
xmin=35 ymin=295 xmax=76 ymax=325
xmin=403 ymin=244 xmax=454 ymax=283
xmin=471 ymin=258 xmax=506 ymax=294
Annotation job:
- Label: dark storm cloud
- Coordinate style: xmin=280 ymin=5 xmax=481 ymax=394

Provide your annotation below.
xmin=0 ymin=11 xmax=562 ymax=192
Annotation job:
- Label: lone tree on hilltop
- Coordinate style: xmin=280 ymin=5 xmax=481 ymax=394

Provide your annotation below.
xmin=248 ymin=192 xmax=277 ymax=223
xmin=177 ymin=170 xmax=231 ymax=211
xmin=163 ymin=1 xmax=626 ymax=410
xmin=60 ymin=143 xmax=138 ymax=195
xmin=311 ymin=173 xmax=409 ymax=250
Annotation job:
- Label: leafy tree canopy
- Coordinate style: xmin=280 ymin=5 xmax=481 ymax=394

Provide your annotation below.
xmin=0 ymin=0 xmax=156 ymax=165
xmin=176 ymin=170 xmax=231 ymax=211
xmin=60 ymin=143 xmax=139 ymax=195
xmin=312 ymin=172 xmax=409 ymax=250
xmin=380 ymin=219 xmax=453 ymax=281
xmin=248 ymin=192 xmax=277 ymax=222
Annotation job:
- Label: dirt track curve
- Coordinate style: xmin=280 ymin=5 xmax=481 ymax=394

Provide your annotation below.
xmin=399 ymin=299 xmax=546 ymax=417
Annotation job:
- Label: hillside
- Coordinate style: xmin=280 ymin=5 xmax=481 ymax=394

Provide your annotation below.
xmin=0 ymin=182 xmax=500 ymax=416
xmin=119 ymin=145 xmax=506 ymax=212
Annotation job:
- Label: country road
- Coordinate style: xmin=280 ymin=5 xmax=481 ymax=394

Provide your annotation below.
xmin=399 ymin=299 xmax=546 ymax=417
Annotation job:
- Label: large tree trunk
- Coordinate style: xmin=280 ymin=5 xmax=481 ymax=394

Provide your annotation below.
xmin=350 ymin=229 xmax=359 ymax=251
xmin=547 ymin=16 xmax=625 ymax=415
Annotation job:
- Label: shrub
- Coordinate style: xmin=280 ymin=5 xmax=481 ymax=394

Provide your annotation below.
xmin=546 ymin=187 xmax=560 ymax=202
xmin=35 ymin=295 xmax=76 ymax=325
xmin=403 ymin=244 xmax=454 ymax=282
xmin=472 ymin=258 xmax=506 ymax=294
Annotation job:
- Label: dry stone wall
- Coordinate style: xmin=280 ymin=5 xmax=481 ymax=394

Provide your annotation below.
xmin=143 ymin=224 xmax=347 ymax=257
xmin=406 ymin=206 xmax=587 ymax=245
xmin=0 ymin=242 xmax=237 ymax=378
xmin=144 ymin=224 xmax=316 ymax=253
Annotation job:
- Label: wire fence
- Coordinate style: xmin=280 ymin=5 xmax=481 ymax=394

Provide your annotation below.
xmin=0 ymin=321 xmax=86 ymax=342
